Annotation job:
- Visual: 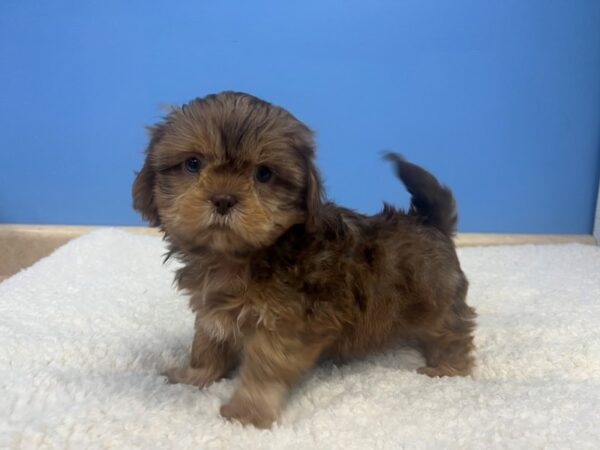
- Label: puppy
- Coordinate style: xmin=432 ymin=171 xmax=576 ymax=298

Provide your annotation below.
xmin=132 ymin=91 xmax=476 ymax=428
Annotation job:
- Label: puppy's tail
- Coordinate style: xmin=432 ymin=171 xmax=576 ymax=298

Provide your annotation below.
xmin=383 ymin=152 xmax=457 ymax=238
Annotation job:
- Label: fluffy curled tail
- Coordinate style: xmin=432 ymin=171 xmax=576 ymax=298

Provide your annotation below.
xmin=384 ymin=152 xmax=457 ymax=237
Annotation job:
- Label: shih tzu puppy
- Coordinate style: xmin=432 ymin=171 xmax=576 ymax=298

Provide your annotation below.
xmin=132 ymin=91 xmax=476 ymax=428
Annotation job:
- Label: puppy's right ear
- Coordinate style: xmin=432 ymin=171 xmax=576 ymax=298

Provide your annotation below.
xmin=132 ymin=124 xmax=165 ymax=227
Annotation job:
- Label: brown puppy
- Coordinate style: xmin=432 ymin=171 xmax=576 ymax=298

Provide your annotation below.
xmin=132 ymin=91 xmax=476 ymax=428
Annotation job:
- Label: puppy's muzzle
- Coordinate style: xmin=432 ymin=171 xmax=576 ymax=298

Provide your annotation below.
xmin=211 ymin=194 xmax=238 ymax=215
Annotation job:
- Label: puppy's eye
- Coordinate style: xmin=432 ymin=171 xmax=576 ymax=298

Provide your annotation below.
xmin=255 ymin=165 xmax=272 ymax=183
xmin=183 ymin=157 xmax=201 ymax=174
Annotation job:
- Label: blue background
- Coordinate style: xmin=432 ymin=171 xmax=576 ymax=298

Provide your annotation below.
xmin=1 ymin=0 xmax=600 ymax=233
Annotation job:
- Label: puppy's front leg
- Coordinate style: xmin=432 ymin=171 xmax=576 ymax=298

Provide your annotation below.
xmin=165 ymin=325 xmax=238 ymax=388
xmin=220 ymin=329 xmax=324 ymax=428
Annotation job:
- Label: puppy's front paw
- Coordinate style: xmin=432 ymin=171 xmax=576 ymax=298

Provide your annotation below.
xmin=220 ymin=396 xmax=277 ymax=429
xmin=163 ymin=366 xmax=215 ymax=387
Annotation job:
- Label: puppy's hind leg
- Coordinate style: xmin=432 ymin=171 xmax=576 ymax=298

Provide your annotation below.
xmin=417 ymin=327 xmax=475 ymax=377
xmin=417 ymin=283 xmax=477 ymax=377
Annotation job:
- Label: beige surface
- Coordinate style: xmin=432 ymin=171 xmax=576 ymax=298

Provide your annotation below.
xmin=0 ymin=225 xmax=159 ymax=281
xmin=453 ymin=233 xmax=597 ymax=246
xmin=0 ymin=224 xmax=596 ymax=280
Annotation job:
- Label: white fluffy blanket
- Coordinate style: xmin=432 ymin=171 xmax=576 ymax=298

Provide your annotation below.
xmin=1 ymin=230 xmax=599 ymax=449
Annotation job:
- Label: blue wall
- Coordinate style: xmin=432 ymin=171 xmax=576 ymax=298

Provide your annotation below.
xmin=1 ymin=0 xmax=599 ymax=233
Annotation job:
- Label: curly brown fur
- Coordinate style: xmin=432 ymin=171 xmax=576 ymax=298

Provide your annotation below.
xmin=132 ymin=91 xmax=476 ymax=428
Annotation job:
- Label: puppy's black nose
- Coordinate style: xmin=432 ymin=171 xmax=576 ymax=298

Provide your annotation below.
xmin=211 ymin=194 xmax=238 ymax=215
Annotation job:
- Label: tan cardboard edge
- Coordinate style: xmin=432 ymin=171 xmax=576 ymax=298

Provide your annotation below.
xmin=0 ymin=224 xmax=597 ymax=281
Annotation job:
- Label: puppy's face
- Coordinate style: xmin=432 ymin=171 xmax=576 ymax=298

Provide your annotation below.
xmin=133 ymin=92 xmax=322 ymax=253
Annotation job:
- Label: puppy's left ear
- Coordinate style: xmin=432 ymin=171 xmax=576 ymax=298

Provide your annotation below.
xmin=132 ymin=124 xmax=165 ymax=227
xmin=304 ymin=159 xmax=324 ymax=231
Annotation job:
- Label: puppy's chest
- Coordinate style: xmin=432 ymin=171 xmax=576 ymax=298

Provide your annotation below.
xmin=190 ymin=249 xmax=364 ymax=342
xmin=193 ymin=266 xmax=292 ymax=341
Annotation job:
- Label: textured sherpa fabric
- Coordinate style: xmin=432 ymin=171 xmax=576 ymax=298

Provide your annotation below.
xmin=1 ymin=229 xmax=599 ymax=449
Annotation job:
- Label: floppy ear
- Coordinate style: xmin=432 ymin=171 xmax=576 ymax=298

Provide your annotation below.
xmin=304 ymin=158 xmax=324 ymax=232
xmin=132 ymin=124 xmax=165 ymax=227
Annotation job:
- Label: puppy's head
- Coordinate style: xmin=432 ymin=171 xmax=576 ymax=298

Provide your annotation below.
xmin=133 ymin=91 xmax=322 ymax=253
